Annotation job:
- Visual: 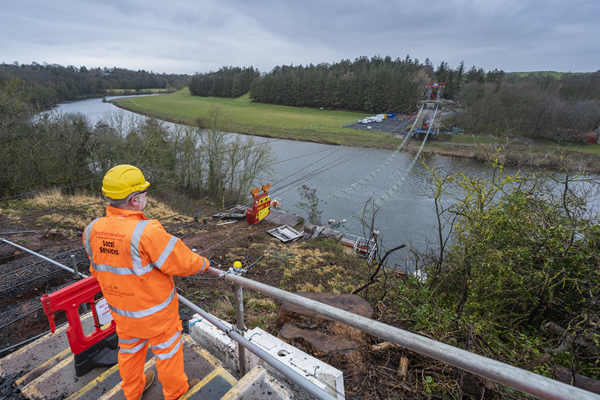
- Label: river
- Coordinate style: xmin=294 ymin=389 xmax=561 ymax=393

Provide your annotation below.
xmin=55 ymin=96 xmax=499 ymax=268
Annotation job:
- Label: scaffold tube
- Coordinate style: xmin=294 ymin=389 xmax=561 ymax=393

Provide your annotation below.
xmin=0 ymin=238 xmax=88 ymax=278
xmin=205 ymin=266 xmax=600 ymax=400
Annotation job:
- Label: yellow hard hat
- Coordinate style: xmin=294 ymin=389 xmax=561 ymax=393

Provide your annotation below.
xmin=102 ymin=165 xmax=150 ymax=200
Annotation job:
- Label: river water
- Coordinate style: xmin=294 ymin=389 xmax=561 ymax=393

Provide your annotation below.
xmin=55 ymin=96 xmax=495 ymax=267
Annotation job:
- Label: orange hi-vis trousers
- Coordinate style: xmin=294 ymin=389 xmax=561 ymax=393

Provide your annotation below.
xmin=118 ymin=325 xmax=189 ymax=400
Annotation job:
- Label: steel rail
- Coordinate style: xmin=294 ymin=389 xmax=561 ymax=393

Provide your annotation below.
xmin=205 ymin=266 xmax=599 ymax=400
xmin=0 ymin=238 xmax=88 ymax=278
xmin=177 ymin=295 xmax=336 ymax=400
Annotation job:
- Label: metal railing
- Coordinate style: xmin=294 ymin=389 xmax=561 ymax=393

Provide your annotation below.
xmin=0 ymin=238 xmax=337 ymax=400
xmin=0 ymin=238 xmax=88 ymax=278
xmin=208 ymin=265 xmax=600 ymax=400
xmin=1 ymin=238 xmax=598 ymax=400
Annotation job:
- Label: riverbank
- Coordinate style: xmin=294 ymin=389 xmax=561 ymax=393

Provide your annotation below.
xmin=111 ymin=89 xmax=600 ymax=172
xmin=406 ymin=135 xmax=600 ymax=172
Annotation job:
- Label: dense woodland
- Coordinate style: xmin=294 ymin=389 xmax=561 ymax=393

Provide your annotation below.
xmin=251 ymin=57 xmax=599 ymax=139
xmin=190 ymin=56 xmax=599 ymax=140
xmin=0 ymin=62 xmax=191 ymax=107
xmin=247 ymin=56 xmax=487 ymax=113
xmin=189 ymin=66 xmax=259 ymax=98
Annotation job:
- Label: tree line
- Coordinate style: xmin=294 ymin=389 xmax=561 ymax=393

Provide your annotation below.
xmin=460 ymin=71 xmax=600 ymax=139
xmin=189 ymin=56 xmax=504 ymax=114
xmin=191 ymin=56 xmax=600 ymax=140
xmin=189 ymin=66 xmax=260 ymax=98
xmin=0 ymin=62 xmax=192 ymax=108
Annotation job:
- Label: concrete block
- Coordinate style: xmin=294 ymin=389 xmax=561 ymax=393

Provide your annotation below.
xmin=189 ymin=314 xmax=344 ymax=399
xmin=220 ymin=365 xmax=293 ymax=400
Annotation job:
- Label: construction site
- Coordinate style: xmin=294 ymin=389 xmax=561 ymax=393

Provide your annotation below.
xmin=0 ymin=82 xmax=597 ymax=400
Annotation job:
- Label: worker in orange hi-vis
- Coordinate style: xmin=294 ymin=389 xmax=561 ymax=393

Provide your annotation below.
xmin=83 ymin=165 xmax=210 ymax=400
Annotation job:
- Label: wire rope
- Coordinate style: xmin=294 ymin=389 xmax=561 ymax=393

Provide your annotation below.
xmin=280 ymin=103 xmax=426 ymax=215
xmin=0 ymin=126 xmax=391 ymax=230
xmin=341 ymin=104 xmax=439 ymax=231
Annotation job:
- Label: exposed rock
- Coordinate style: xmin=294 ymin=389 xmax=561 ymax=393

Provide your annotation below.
xmin=276 ymin=292 xmax=373 ymax=376
xmin=279 ymin=324 xmax=365 ymax=373
xmin=275 ymin=292 xmax=373 ymax=344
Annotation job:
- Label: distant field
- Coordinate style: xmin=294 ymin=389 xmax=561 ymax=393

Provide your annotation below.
xmin=111 ymin=89 xmax=403 ymax=149
xmin=106 ymin=88 xmax=173 ymax=94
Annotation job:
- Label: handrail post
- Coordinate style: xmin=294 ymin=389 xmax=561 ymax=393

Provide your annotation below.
xmin=235 ymin=283 xmax=246 ymax=377
xmin=232 ymin=261 xmax=246 ymax=377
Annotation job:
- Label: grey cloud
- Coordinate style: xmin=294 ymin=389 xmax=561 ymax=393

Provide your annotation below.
xmin=0 ymin=0 xmax=598 ymax=74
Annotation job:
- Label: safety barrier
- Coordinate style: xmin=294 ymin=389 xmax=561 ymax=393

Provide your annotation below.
xmin=1 ymin=238 xmax=598 ymax=400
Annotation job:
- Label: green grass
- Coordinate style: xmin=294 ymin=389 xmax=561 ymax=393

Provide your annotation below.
xmin=111 ymin=89 xmax=403 ymax=149
xmin=110 ymin=89 xmax=600 ymax=158
xmin=106 ymin=88 xmax=172 ymax=94
xmin=545 ymin=140 xmax=600 ymax=155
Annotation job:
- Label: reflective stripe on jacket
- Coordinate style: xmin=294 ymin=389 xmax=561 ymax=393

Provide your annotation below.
xmin=83 ymin=206 xmax=209 ymax=338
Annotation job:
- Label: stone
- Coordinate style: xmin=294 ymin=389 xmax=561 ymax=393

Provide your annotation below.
xmin=275 ymin=292 xmax=373 ymax=344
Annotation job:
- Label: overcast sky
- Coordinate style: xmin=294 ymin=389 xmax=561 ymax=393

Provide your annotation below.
xmin=1 ymin=0 xmax=598 ymax=75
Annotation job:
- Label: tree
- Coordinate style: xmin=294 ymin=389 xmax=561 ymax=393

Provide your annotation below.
xmin=297 ymin=185 xmax=322 ymax=225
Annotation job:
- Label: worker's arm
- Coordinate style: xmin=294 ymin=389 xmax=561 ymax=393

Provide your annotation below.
xmin=140 ymin=220 xmax=210 ymax=277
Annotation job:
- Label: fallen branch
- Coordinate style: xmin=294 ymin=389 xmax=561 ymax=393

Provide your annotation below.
xmin=352 ymin=244 xmax=406 ymax=295
xmin=519 ymin=353 xmax=553 ymax=370
xmin=385 ymin=381 xmax=415 ymax=392
xmin=543 ymin=322 xmax=600 ymax=355
xmin=398 ymin=356 xmax=409 ymax=381
xmin=371 ymin=341 xmax=403 ymax=352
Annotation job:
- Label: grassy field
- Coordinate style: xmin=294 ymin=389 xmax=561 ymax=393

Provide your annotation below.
xmin=106 ymin=88 xmax=173 ymax=94
xmin=111 ymin=89 xmax=403 ymax=149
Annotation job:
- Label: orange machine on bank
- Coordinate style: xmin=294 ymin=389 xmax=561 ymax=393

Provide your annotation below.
xmin=246 ymin=184 xmax=271 ymax=225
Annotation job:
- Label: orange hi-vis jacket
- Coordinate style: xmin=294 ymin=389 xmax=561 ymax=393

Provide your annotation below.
xmin=83 ymin=206 xmax=209 ymax=338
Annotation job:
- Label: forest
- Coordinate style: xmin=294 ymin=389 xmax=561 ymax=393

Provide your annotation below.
xmin=0 ymin=62 xmax=192 ymax=107
xmin=459 ymin=72 xmax=600 ymax=139
xmin=189 ymin=66 xmax=260 ymax=98
xmin=255 ymin=58 xmax=600 ymax=140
